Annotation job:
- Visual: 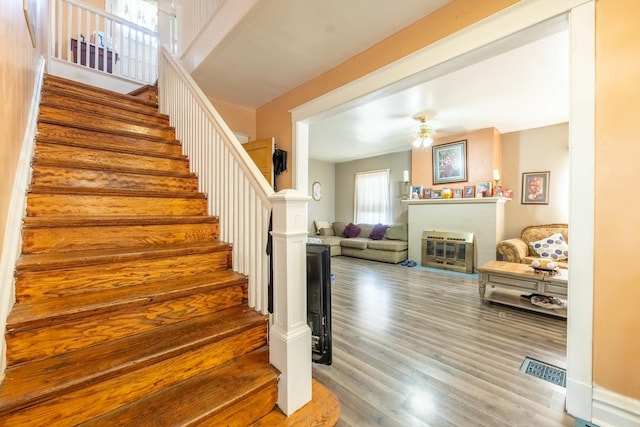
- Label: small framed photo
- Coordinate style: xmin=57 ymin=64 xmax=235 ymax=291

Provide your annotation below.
xmin=463 ymin=185 xmax=475 ymax=198
xmin=522 ymin=171 xmax=550 ymax=204
xmin=475 ymin=181 xmax=492 ymax=197
xmin=453 ymin=188 xmax=462 ymax=198
xmin=423 ymin=188 xmax=432 ymax=199
xmin=432 ymin=189 xmax=443 ymax=199
xmin=410 ymin=185 xmax=423 ymax=199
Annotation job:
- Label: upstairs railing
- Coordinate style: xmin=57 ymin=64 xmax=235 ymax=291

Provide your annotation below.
xmin=174 ymin=0 xmax=225 ymax=56
xmin=50 ymin=0 xmax=158 ymax=85
xmin=158 ymin=46 xmax=274 ymax=313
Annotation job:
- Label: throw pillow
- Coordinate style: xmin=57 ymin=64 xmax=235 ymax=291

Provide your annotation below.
xmin=343 ymin=222 xmax=361 ymax=238
xmin=529 ymin=233 xmax=569 ymax=261
xmin=369 ymin=223 xmax=388 ymax=240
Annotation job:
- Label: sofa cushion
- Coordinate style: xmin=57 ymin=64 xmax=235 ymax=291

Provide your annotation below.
xmin=318 ymin=227 xmax=334 ymax=236
xmin=314 ymin=220 xmax=332 ymax=234
xmin=340 ymin=238 xmax=370 ymax=250
xmin=356 ymin=224 xmax=374 ymax=238
xmin=367 ymin=239 xmax=408 ymax=252
xmin=343 ymin=222 xmax=361 ymax=238
xmin=332 ymin=221 xmax=347 ymax=237
xmin=369 ymin=223 xmax=388 ymax=240
xmin=384 ymin=224 xmax=408 ymax=241
xmin=529 ymin=233 xmax=569 ymax=261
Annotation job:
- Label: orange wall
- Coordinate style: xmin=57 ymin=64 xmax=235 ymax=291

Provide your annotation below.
xmin=411 ymin=128 xmax=501 ymax=193
xmin=256 ymin=0 xmax=520 ymax=189
xmin=0 ymin=0 xmax=49 ymax=259
xmin=208 ymin=97 xmax=256 ymax=141
xmin=593 ymin=0 xmax=640 ymax=399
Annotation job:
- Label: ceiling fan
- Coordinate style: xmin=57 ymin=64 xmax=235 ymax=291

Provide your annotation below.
xmin=412 ymin=115 xmax=435 ymax=148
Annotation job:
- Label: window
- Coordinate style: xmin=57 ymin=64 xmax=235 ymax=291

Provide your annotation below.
xmin=354 ymin=169 xmax=391 ymax=224
xmin=107 ymin=0 xmax=158 ymax=31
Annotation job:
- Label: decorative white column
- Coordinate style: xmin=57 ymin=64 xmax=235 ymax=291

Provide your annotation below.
xmin=268 ymin=189 xmax=312 ymax=415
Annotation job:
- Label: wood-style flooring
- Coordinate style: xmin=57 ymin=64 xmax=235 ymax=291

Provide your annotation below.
xmin=312 ymin=256 xmax=573 ymax=427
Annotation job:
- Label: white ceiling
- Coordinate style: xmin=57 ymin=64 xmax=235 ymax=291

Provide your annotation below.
xmin=191 ymin=1 xmax=570 ymax=163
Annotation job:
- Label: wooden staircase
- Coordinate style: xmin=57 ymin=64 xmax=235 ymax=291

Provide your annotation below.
xmin=0 ymin=74 xmax=282 ymax=425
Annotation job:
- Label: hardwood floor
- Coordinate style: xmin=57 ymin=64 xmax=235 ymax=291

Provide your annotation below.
xmin=312 ymin=256 xmax=573 ymax=427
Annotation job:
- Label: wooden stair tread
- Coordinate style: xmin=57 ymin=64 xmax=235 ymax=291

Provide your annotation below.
xmin=42 ymin=85 xmax=167 ymax=120
xmin=80 ymin=348 xmax=278 ymax=426
xmin=38 ymin=107 xmax=174 ymax=142
xmin=251 ymin=379 xmax=341 ymax=427
xmin=43 ymin=74 xmax=158 ymax=109
xmin=31 ymin=160 xmax=196 ymax=183
xmin=16 ymin=240 xmax=231 ymax=272
xmin=36 ymin=122 xmax=182 ymax=149
xmin=22 ymin=215 xmax=218 ymax=228
xmin=35 ymin=137 xmax=186 ymax=163
xmin=27 ymin=186 xmax=205 ymax=198
xmin=8 ymin=269 xmax=246 ymax=331
xmin=39 ymin=99 xmax=170 ymax=131
xmin=0 ymin=306 xmax=267 ymax=416
xmin=35 ymin=138 xmax=188 ymax=162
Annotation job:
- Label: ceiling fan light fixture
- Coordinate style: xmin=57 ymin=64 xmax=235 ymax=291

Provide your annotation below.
xmin=413 ymin=116 xmax=434 ymax=149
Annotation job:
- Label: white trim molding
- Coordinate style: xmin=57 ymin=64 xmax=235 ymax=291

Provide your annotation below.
xmin=593 ymin=386 xmax=640 ymax=427
xmin=0 ymin=56 xmax=46 ymax=378
xmin=567 ymin=1 xmax=595 ymax=420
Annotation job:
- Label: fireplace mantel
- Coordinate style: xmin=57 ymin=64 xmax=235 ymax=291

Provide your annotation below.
xmin=403 ymin=197 xmax=510 ymax=271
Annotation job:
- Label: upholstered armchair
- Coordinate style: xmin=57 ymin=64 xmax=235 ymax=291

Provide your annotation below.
xmin=497 ymin=223 xmax=569 ymax=269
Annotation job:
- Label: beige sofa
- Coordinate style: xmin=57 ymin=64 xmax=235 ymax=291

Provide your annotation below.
xmin=314 ymin=221 xmax=408 ymax=264
xmin=497 ymin=223 xmax=569 ymax=269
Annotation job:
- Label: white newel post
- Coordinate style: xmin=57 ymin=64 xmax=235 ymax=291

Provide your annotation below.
xmin=268 ymin=189 xmax=312 ymax=416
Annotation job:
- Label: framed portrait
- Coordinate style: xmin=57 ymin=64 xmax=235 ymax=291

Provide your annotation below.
xmin=463 ymin=185 xmax=475 ymax=198
xmin=521 ymin=171 xmax=550 ymax=204
xmin=422 ymin=188 xmax=432 ymax=199
xmin=410 ymin=185 xmax=423 ymax=199
xmin=432 ymin=140 xmax=467 ymax=184
xmin=453 ymin=188 xmax=462 ymax=198
xmin=432 ymin=190 xmax=443 ymax=199
xmin=475 ymin=181 xmax=492 ymax=197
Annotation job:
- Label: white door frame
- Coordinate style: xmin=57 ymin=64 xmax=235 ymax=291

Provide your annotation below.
xmin=290 ymin=0 xmax=595 ymax=420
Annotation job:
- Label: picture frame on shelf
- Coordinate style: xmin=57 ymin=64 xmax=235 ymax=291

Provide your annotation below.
xmin=475 ymin=181 xmax=492 ymax=197
xmin=410 ymin=185 xmax=423 ymax=199
xmin=432 ymin=189 xmax=443 ymax=199
xmin=432 ymin=140 xmax=468 ymax=184
xmin=453 ymin=188 xmax=462 ymax=198
xmin=463 ymin=185 xmax=475 ymax=198
xmin=422 ymin=188 xmax=432 ymax=199
xmin=521 ymin=171 xmax=550 ymax=204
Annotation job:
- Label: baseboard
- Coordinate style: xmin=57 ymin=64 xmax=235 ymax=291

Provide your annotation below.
xmin=0 ymin=57 xmax=45 ymax=379
xmin=592 ymin=386 xmax=640 ymax=427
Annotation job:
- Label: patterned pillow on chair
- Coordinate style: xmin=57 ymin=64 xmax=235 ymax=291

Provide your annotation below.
xmin=529 ymin=233 xmax=568 ymax=261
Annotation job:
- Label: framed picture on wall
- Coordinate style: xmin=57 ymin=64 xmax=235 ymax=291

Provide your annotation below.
xmin=432 ymin=140 xmax=468 ymax=184
xmin=521 ymin=171 xmax=550 ymax=204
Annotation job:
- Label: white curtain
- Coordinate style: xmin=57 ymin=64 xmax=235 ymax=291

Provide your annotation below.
xmin=354 ymin=169 xmax=391 ymax=224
